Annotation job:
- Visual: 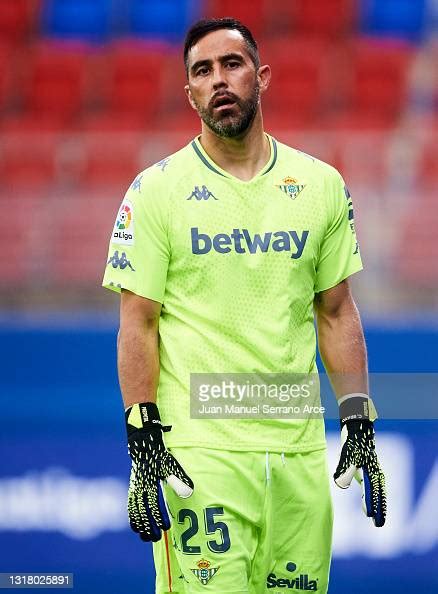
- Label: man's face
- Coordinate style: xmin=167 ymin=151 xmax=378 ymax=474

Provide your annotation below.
xmin=185 ymin=29 xmax=261 ymax=138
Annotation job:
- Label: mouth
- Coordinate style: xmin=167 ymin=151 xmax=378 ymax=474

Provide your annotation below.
xmin=212 ymin=94 xmax=237 ymax=111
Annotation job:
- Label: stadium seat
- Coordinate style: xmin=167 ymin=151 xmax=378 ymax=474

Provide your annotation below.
xmin=22 ymin=42 xmax=91 ymax=124
xmin=0 ymin=44 xmax=14 ymax=112
xmin=0 ymin=195 xmax=43 ymax=284
xmin=360 ymin=0 xmax=426 ymax=43
xmin=292 ymin=0 xmax=357 ymax=39
xmin=395 ymin=193 xmax=438 ymax=287
xmin=343 ymin=40 xmax=413 ymax=125
xmin=127 ymin=0 xmax=200 ymax=41
xmin=52 ymin=194 xmax=120 ymax=284
xmin=80 ymin=133 xmax=143 ymax=192
xmin=262 ymin=38 xmax=328 ymax=125
xmin=79 ymin=112 xmax=152 ymax=132
xmin=102 ymin=42 xmax=167 ymax=122
xmin=0 ymin=0 xmax=38 ymax=44
xmin=157 ymin=109 xmax=200 ymax=133
xmin=0 ymin=133 xmax=58 ymax=192
xmin=158 ymin=50 xmax=194 ymax=123
xmin=41 ymin=0 xmax=112 ymax=42
xmin=206 ymin=0 xmax=266 ymax=37
xmin=0 ymin=113 xmax=68 ymax=133
xmin=418 ymin=135 xmax=438 ymax=189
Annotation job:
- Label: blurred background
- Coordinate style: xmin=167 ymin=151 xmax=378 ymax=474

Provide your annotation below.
xmin=0 ymin=0 xmax=437 ymax=592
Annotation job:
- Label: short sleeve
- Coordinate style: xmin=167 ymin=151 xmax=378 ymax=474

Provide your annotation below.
xmin=102 ymin=173 xmax=170 ymax=303
xmin=314 ymin=171 xmax=363 ymax=293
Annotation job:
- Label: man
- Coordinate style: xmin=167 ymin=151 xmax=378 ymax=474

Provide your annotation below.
xmin=103 ymin=18 xmax=386 ymax=594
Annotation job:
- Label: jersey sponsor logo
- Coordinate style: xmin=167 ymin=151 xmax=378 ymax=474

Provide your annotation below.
xmin=187 ymin=185 xmax=218 ymax=201
xmin=276 ymin=177 xmax=306 ymax=200
xmin=267 ymin=562 xmax=318 ymax=590
xmin=191 ymin=559 xmax=219 ymax=585
xmin=112 ymin=200 xmax=134 ymax=245
xmin=191 ymin=227 xmax=309 ymax=259
xmin=107 ymin=250 xmax=135 ymax=271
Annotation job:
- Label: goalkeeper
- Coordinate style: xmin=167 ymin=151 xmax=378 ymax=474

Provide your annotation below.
xmin=103 ymin=17 xmax=386 ymax=594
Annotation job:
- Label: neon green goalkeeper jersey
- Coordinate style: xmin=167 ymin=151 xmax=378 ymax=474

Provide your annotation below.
xmin=103 ymin=135 xmax=362 ymax=452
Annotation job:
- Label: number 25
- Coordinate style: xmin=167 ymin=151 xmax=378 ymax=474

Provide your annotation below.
xmin=178 ymin=507 xmax=231 ymax=554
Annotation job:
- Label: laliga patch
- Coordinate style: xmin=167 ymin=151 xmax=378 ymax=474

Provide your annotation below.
xmin=112 ymin=200 xmax=134 ymax=245
xmin=191 ymin=559 xmax=219 ymax=585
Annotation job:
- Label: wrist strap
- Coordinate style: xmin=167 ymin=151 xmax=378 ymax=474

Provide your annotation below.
xmin=125 ymin=402 xmax=171 ymax=435
xmin=338 ymin=393 xmax=378 ymax=422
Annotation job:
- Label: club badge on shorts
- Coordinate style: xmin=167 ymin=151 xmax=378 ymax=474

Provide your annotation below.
xmin=191 ymin=558 xmax=219 ymax=585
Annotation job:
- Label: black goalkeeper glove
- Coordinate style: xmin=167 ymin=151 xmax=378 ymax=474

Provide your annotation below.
xmin=333 ymin=394 xmax=387 ymax=527
xmin=125 ymin=402 xmax=194 ymax=542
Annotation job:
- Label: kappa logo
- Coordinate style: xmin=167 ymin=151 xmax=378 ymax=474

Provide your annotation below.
xmin=107 ymin=250 xmax=135 ymax=271
xmin=267 ymin=562 xmax=318 ymax=590
xmin=131 ymin=175 xmax=142 ymax=192
xmin=191 ymin=559 xmax=219 ymax=585
xmin=187 ymin=185 xmax=218 ymax=201
xmin=276 ymin=177 xmax=306 ymax=200
xmin=156 ymin=157 xmax=170 ymax=171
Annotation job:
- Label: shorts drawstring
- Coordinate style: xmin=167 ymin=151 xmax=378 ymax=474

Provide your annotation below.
xmin=281 ymin=452 xmax=286 ymax=467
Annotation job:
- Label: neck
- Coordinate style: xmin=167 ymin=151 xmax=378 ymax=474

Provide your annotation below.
xmin=198 ymin=110 xmax=270 ymax=181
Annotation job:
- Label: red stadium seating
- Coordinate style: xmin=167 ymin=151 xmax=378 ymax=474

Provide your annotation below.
xmin=395 ymin=193 xmax=438 ymax=287
xmin=101 ymin=42 xmax=167 ymax=123
xmin=80 ymin=133 xmax=143 ymax=192
xmin=52 ymin=194 xmax=120 ymax=285
xmin=262 ymin=38 xmax=328 ymax=125
xmin=206 ymin=0 xmax=266 ymax=38
xmin=293 ymin=0 xmax=356 ymax=39
xmin=418 ymin=134 xmax=438 ymax=189
xmin=343 ymin=40 xmax=413 ymax=126
xmin=0 ymin=196 xmax=42 ymax=284
xmin=0 ymin=0 xmax=39 ymax=44
xmin=0 ymin=43 xmax=14 ymax=111
xmin=1 ymin=113 xmax=67 ymax=133
xmin=79 ymin=112 xmax=150 ymax=132
xmin=0 ymin=133 xmax=58 ymax=192
xmin=22 ymin=42 xmax=92 ymax=123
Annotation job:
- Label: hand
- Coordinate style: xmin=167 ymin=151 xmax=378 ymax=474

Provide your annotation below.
xmin=334 ymin=419 xmax=387 ymax=527
xmin=126 ymin=402 xmax=194 ymax=542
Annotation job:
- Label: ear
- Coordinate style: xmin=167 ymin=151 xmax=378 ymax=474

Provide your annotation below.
xmin=185 ymin=84 xmax=198 ymax=111
xmin=257 ymin=64 xmax=271 ymax=95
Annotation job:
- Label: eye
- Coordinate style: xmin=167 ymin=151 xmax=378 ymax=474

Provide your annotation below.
xmin=195 ymin=66 xmax=209 ymax=76
xmin=226 ymin=61 xmax=240 ymax=69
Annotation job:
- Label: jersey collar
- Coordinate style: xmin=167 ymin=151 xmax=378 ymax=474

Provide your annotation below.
xmin=191 ymin=134 xmax=278 ymax=182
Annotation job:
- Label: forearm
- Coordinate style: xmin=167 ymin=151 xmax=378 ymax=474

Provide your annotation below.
xmin=317 ymin=298 xmax=368 ymax=399
xmin=118 ymin=291 xmax=161 ymax=408
xmin=118 ymin=325 xmax=160 ymax=407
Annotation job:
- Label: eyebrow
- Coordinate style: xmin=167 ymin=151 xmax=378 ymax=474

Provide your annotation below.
xmin=190 ymin=52 xmax=245 ymax=75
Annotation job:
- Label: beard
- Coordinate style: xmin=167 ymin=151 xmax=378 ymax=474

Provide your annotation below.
xmin=193 ymin=83 xmax=260 ymax=138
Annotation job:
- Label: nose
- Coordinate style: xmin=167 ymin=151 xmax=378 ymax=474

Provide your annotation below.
xmin=211 ymin=64 xmax=227 ymax=90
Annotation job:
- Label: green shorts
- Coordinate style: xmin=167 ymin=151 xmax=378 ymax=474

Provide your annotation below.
xmin=153 ymin=447 xmax=333 ymax=594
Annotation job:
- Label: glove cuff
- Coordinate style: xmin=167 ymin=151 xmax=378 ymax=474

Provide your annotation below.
xmin=338 ymin=393 xmax=378 ymax=423
xmin=125 ymin=402 xmax=170 ymax=437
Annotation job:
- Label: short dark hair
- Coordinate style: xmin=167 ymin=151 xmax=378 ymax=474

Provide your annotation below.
xmin=183 ymin=17 xmax=260 ymax=75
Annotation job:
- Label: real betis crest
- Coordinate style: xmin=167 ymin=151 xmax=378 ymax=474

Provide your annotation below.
xmin=276 ymin=176 xmax=306 ymax=200
xmin=191 ymin=558 xmax=219 ymax=585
